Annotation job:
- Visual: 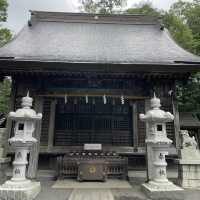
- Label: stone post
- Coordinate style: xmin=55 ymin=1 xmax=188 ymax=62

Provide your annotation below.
xmin=139 ymin=94 xmax=183 ymax=198
xmin=0 ymin=92 xmax=42 ymax=200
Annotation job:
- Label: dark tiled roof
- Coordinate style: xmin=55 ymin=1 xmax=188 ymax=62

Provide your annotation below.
xmin=0 ymin=11 xmax=199 ymax=64
xmin=180 ymin=112 xmax=200 ymax=127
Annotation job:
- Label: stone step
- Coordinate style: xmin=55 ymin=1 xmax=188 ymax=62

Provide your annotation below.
xmin=69 ymin=189 xmax=114 ymax=200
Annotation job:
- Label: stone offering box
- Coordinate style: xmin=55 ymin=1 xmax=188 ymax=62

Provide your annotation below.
xmin=77 ymin=160 xmax=107 ymax=181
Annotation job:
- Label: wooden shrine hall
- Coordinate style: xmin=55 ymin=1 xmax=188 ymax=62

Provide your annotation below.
xmin=0 ymin=11 xmax=200 ymax=179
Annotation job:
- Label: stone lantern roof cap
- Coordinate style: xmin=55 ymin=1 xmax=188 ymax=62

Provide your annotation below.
xmin=8 ymin=92 xmax=42 ymax=121
xmin=150 ymin=93 xmax=161 ymax=108
xmin=140 ymin=94 xmax=174 ymax=123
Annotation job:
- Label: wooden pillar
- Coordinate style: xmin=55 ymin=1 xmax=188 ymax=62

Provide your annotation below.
xmin=27 ymin=96 xmax=43 ymax=179
xmin=5 ymin=80 xmax=16 ymax=153
xmin=197 ymin=129 xmax=200 ymax=149
xmin=172 ymin=98 xmax=180 ymax=149
xmin=47 ymin=100 xmax=56 ymax=151
xmin=132 ymin=102 xmax=138 ymax=150
xmin=145 ymin=98 xmax=152 ymax=181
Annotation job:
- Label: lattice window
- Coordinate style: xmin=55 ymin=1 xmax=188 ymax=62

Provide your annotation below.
xmin=54 ymin=97 xmax=133 ymax=146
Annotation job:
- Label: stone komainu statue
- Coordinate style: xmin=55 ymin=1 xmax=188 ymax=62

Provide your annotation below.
xmin=180 ymin=130 xmax=197 ymax=149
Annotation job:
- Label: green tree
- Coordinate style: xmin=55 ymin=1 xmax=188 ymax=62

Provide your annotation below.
xmin=0 ymin=0 xmax=11 ymax=47
xmin=163 ymin=13 xmax=194 ymax=51
xmin=168 ymin=0 xmax=200 ymax=113
xmin=0 ymin=27 xmax=11 ymax=47
xmin=126 ymin=2 xmax=161 ymax=16
xmin=169 ymin=0 xmax=200 ymax=55
xmin=0 ymin=0 xmax=8 ymax=21
xmin=176 ymin=73 xmax=200 ymax=113
xmin=80 ymin=0 xmax=127 ymax=14
xmin=0 ymin=0 xmax=12 ymax=115
xmin=0 ymin=78 xmax=11 ymax=114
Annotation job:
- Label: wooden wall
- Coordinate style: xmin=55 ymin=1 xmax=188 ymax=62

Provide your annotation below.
xmin=9 ymin=74 xmax=176 ymax=153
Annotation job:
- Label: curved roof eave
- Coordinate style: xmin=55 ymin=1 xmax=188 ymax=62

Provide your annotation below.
xmin=0 ymin=11 xmax=199 ymax=65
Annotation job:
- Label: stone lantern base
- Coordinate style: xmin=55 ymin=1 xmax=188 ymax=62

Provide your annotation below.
xmin=142 ymin=181 xmax=183 ymax=200
xmin=0 ymin=180 xmax=40 ymax=200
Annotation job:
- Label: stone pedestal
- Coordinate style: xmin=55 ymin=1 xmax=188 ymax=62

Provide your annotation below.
xmin=142 ymin=182 xmax=184 ymax=200
xmin=0 ymin=181 xmax=41 ymax=200
xmin=178 ymin=160 xmax=200 ymax=188
xmin=142 ymin=142 xmax=183 ymax=198
xmin=177 ymin=130 xmax=200 ymax=188
xmin=139 ymin=94 xmax=183 ymax=198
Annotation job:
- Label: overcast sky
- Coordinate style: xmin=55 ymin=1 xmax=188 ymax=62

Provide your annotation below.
xmin=2 ymin=0 xmax=192 ymax=34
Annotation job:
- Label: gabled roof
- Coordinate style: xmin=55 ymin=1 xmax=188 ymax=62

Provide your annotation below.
xmin=0 ymin=11 xmax=199 ymax=65
xmin=180 ymin=112 xmax=200 ymax=127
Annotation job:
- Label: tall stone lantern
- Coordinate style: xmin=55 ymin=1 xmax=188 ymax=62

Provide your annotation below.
xmin=139 ymin=94 xmax=182 ymax=198
xmin=0 ymin=92 xmax=42 ymax=200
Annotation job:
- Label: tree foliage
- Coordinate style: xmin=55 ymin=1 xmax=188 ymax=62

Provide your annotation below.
xmin=169 ymin=0 xmax=200 ymax=55
xmin=0 ymin=78 xmax=11 ymax=114
xmin=176 ymin=73 xmax=200 ymax=113
xmin=0 ymin=0 xmax=11 ymax=115
xmin=163 ymin=13 xmax=194 ymax=51
xmin=0 ymin=0 xmax=11 ymax=47
xmin=0 ymin=0 xmax=8 ymax=22
xmin=80 ymin=0 xmax=127 ymax=14
xmin=127 ymin=2 xmax=161 ymax=17
xmin=0 ymin=27 xmax=11 ymax=47
xmin=168 ymin=0 xmax=200 ymax=112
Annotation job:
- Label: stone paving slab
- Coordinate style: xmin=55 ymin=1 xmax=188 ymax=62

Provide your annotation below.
xmin=112 ymin=186 xmax=148 ymax=200
xmin=35 ymin=181 xmax=72 ymax=200
xmin=52 ymin=179 xmax=132 ymax=189
xmin=69 ymin=189 xmax=114 ymax=200
xmin=34 ymin=180 xmax=200 ymax=200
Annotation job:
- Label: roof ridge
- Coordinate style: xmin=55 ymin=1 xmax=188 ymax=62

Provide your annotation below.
xmin=29 ymin=10 xmax=160 ymax=25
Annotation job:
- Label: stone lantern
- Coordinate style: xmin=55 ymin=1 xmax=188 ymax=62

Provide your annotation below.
xmin=0 ymin=92 xmax=42 ymax=200
xmin=139 ymin=94 xmax=182 ymax=197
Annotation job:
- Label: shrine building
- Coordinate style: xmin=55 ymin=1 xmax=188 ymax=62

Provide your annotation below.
xmin=0 ymin=11 xmax=200 ymax=179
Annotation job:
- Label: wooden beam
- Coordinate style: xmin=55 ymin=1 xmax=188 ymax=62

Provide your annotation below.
xmin=38 ymin=93 xmax=148 ymax=100
xmin=27 ymin=96 xmax=43 ymax=179
xmin=47 ymin=100 xmax=56 ymax=151
xmin=132 ymin=102 xmax=138 ymax=150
